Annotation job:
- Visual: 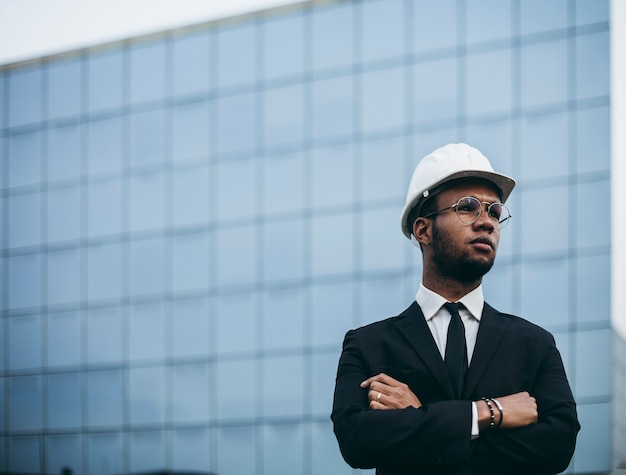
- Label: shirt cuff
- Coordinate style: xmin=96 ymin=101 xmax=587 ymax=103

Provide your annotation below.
xmin=471 ymin=401 xmax=479 ymax=439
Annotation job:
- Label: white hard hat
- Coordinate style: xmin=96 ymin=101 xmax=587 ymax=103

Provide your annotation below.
xmin=400 ymin=143 xmax=515 ymax=239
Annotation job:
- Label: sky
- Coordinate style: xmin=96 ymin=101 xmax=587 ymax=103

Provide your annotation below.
xmin=0 ymin=0 xmax=299 ymax=66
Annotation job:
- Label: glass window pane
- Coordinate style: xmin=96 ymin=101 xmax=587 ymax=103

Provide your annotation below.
xmin=465 ymin=120 xmax=513 ymax=179
xmin=8 ymin=436 xmax=41 ymax=473
xmin=172 ymin=363 xmax=210 ymax=422
xmin=130 ymin=108 xmax=166 ymax=167
xmin=47 ymin=311 xmax=81 ymax=367
xmin=264 ymin=12 xmax=304 ymax=80
xmin=217 ymin=360 xmax=256 ymax=419
xmin=87 ymin=307 xmax=123 ymax=364
xmin=575 ymin=329 xmax=610 ymax=398
xmin=8 ymin=375 xmax=43 ymax=430
xmin=482 ymin=263 xmax=514 ymax=313
xmin=88 ymin=177 xmax=123 ymax=237
xmin=521 ymin=39 xmax=568 ymax=108
xmin=47 ymin=123 xmax=81 ymax=182
xmin=520 ymin=259 xmax=569 ymax=329
xmin=47 ymin=185 xmax=81 ymax=243
xmin=130 ymin=431 xmax=166 ymax=473
xmin=172 ymin=298 xmax=212 ymax=358
xmin=9 ymin=66 xmax=42 ymax=127
xmin=173 ymin=30 xmax=211 ymax=96
xmin=361 ymin=136 xmax=405 ymax=202
xmin=466 ymin=0 xmax=512 ymax=43
xmin=129 ymin=366 xmax=166 ymax=424
xmin=263 ymin=219 xmax=304 ymax=282
xmin=130 ymin=40 xmax=166 ymax=104
xmin=576 ymin=32 xmax=609 ymax=99
xmin=414 ymin=0 xmax=457 ymax=52
xmin=360 ymin=207 xmax=405 ymax=272
xmin=46 ymin=435 xmax=82 ymax=475
xmin=576 ymin=0 xmax=609 ymax=25
xmin=47 ymin=372 xmax=81 ymax=428
xmin=312 ymin=3 xmax=353 ymax=71
xmin=87 ymin=242 xmax=123 ymax=301
xmin=217 ymin=22 xmax=257 ymax=88
xmin=574 ymin=403 xmax=611 ymax=472
xmin=217 ymin=426 xmax=256 ymax=474
xmin=47 ymin=249 xmax=80 ymax=306
xmin=172 ymin=231 xmax=212 ymax=292
xmin=9 ymin=191 xmax=41 ymax=248
xmin=361 ymin=0 xmax=404 ymax=62
xmin=520 ymin=112 xmax=569 ymax=181
xmin=216 ymin=158 xmax=256 ymax=222
xmin=129 ymin=171 xmax=166 ymax=232
xmin=8 ymin=314 xmax=41 ymax=370
xmin=264 ymin=151 xmax=304 ymax=215
xmin=88 ymin=50 xmax=123 ymax=112
xmin=312 ymin=281 xmax=354 ymax=347
xmin=312 ymin=351 xmax=342 ymax=416
xmin=519 ymin=185 xmax=568 ymax=255
xmin=87 ymin=369 xmax=123 ymax=426
xmin=172 ymin=164 xmax=212 ymax=227
xmin=217 ymin=92 xmax=256 ymax=155
xmin=8 ymin=130 xmax=42 ymax=188
xmin=576 ymin=106 xmax=610 ymax=174
xmin=520 ymin=0 xmax=567 ymax=34
xmin=129 ymin=237 xmax=166 ymax=296
xmin=88 ymin=116 xmax=124 ymax=175
xmin=312 ymin=421 xmax=353 ymax=475
xmin=263 ymin=424 xmax=304 ymax=474
xmin=263 ymin=287 xmax=304 ymax=350
xmin=263 ymin=355 xmax=304 ymax=417
xmin=0 ymin=73 xmax=5 ymax=129
xmin=576 ymin=254 xmax=610 ymax=324
xmin=576 ymin=180 xmax=610 ymax=248
xmin=172 ymin=428 xmax=211 ymax=472
xmin=361 ymin=67 xmax=405 ymax=134
xmin=414 ymin=57 xmax=457 ymax=124
xmin=466 ymin=48 xmax=512 ymax=116
xmin=87 ymin=433 xmax=123 ymax=475
xmin=48 ymin=58 xmax=82 ymax=120
xmin=264 ymin=84 xmax=304 ymax=149
xmin=129 ymin=302 xmax=166 ymax=361
xmin=312 ymin=213 xmax=353 ymax=276
xmin=311 ymin=144 xmax=354 ymax=209
xmin=216 ymin=225 xmax=256 ymax=287
xmin=311 ymin=75 xmax=353 ymax=140
xmin=8 ymin=253 xmax=42 ymax=310
xmin=360 ymin=276 xmax=405 ymax=326
xmin=172 ymin=100 xmax=211 ymax=162
xmin=217 ymin=292 xmax=256 ymax=354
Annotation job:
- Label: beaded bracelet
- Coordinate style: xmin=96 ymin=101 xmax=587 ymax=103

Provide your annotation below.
xmin=481 ymin=397 xmax=496 ymax=428
xmin=492 ymin=397 xmax=504 ymax=428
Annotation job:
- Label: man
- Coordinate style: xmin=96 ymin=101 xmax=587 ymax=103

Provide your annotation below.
xmin=331 ymin=143 xmax=579 ymax=474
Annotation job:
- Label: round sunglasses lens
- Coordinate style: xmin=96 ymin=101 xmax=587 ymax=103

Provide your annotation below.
xmin=456 ymin=197 xmax=481 ymax=224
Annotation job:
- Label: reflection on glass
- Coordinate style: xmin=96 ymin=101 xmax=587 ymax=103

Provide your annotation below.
xmin=130 ymin=432 xmax=166 ymax=473
xmin=87 ymin=307 xmax=123 ymax=364
xmin=8 ymin=254 xmax=42 ymax=310
xmin=312 ymin=3 xmax=353 ymax=71
xmin=88 ymin=116 xmax=123 ymax=175
xmin=217 ymin=22 xmax=257 ymax=88
xmin=217 ymin=92 xmax=256 ymax=155
xmin=264 ymin=13 xmax=304 ymax=80
xmin=46 ymin=435 xmax=82 ymax=475
xmin=130 ymin=109 xmax=166 ymax=167
xmin=47 ymin=123 xmax=81 ymax=182
xmin=47 ymin=249 xmax=80 ymax=306
xmin=9 ymin=191 xmax=41 ymax=248
xmin=172 ymin=363 xmax=210 ymax=422
xmin=263 ymin=219 xmax=304 ymax=282
xmin=361 ymin=67 xmax=404 ymax=134
xmin=172 ymin=231 xmax=212 ymax=292
xmin=263 ymin=287 xmax=304 ymax=350
xmin=8 ymin=66 xmax=42 ymax=127
xmin=264 ymin=152 xmax=304 ymax=215
xmin=263 ymin=355 xmax=304 ymax=417
xmin=311 ymin=213 xmax=353 ymax=277
xmin=8 ymin=131 xmax=42 ymax=187
xmin=129 ymin=302 xmax=166 ymax=361
xmin=466 ymin=49 xmax=512 ymax=116
xmin=9 ymin=375 xmax=43 ymax=430
xmin=521 ymin=39 xmax=567 ymax=108
xmin=361 ymin=0 xmax=404 ymax=62
xmin=87 ymin=370 xmax=123 ymax=426
xmin=311 ymin=75 xmax=353 ymax=140
xmin=88 ymin=50 xmax=123 ymax=112
xmin=47 ymin=58 xmax=82 ymax=120
xmin=172 ymin=100 xmax=211 ymax=162
xmin=47 ymin=311 xmax=81 ymax=366
xmin=263 ymin=423 xmax=304 ymax=474
xmin=129 ymin=171 xmax=166 ymax=232
xmin=264 ymin=84 xmax=304 ymax=149
xmin=129 ymin=237 xmax=165 ymax=296
xmin=173 ymin=31 xmax=211 ymax=96
xmin=47 ymin=373 xmax=82 ymax=428
xmin=130 ymin=41 xmax=166 ymax=105
xmin=520 ymin=259 xmax=569 ymax=328
xmin=520 ymin=112 xmax=568 ymax=180
xmin=47 ymin=185 xmax=81 ymax=243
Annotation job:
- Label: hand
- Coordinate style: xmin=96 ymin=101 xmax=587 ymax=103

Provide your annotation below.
xmin=360 ymin=373 xmax=422 ymax=410
xmin=477 ymin=391 xmax=538 ymax=430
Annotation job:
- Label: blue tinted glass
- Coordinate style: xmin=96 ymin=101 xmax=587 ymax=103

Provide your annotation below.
xmin=46 ymin=435 xmax=82 ymax=475
xmin=87 ymin=307 xmax=123 ymax=364
xmin=172 ymin=164 xmax=211 ymax=227
xmin=217 ymin=426 xmax=256 ymax=474
xmin=87 ymin=242 xmax=122 ymax=300
xmin=312 ymin=281 xmax=354 ymax=346
xmin=217 ymin=292 xmax=256 ymax=354
xmin=217 ymin=92 xmax=256 ymax=155
xmin=88 ymin=177 xmax=123 ymax=237
xmin=311 ymin=144 xmax=354 ymax=209
xmin=466 ymin=49 xmax=512 ymax=116
xmin=8 ymin=314 xmax=41 ymax=370
xmin=216 ymin=225 xmax=256 ymax=287
xmin=216 ymin=158 xmax=256 ymax=221
xmin=576 ymin=0 xmax=609 ymax=25
xmin=88 ymin=116 xmax=123 ymax=174
xmin=172 ymin=231 xmax=212 ymax=292
xmin=129 ymin=237 xmax=165 ymax=296
xmin=9 ymin=191 xmax=41 ymax=248
xmin=172 ymin=100 xmax=211 ymax=162
xmin=217 ymin=360 xmax=256 ymax=418
xmin=263 ymin=287 xmax=304 ymax=350
xmin=47 ymin=249 xmax=80 ymax=306
xmin=172 ymin=363 xmax=210 ymax=421
xmin=172 ymin=429 xmax=211 ymax=471
xmin=312 ymin=421 xmax=353 ymax=475
xmin=218 ymin=22 xmax=257 ymax=88
xmin=87 ymin=433 xmax=123 ymax=475
xmin=87 ymin=370 xmax=123 ymax=426
xmin=8 ymin=253 xmax=41 ymax=309
xmin=88 ymin=50 xmax=123 ymax=112
xmin=574 ymin=403 xmax=611 ymax=472
xmin=521 ymin=39 xmax=568 ymax=108
xmin=312 ymin=351 xmax=342 ymax=417
xmin=8 ymin=130 xmax=42 ymax=187
xmin=172 ymin=298 xmax=211 ymax=358
xmin=520 ymin=112 xmax=568 ymax=180
xmin=264 ymin=12 xmax=304 ymax=80
xmin=47 ymin=185 xmax=81 ymax=242
xmin=576 ymin=254 xmax=610 ymax=323
xmin=130 ymin=40 xmax=166 ymax=104
xmin=264 ymin=151 xmax=304 ymax=215
xmin=519 ymin=185 xmax=568 ymax=254
xmin=129 ymin=302 xmax=166 ymax=360
xmin=8 ymin=436 xmax=41 ymax=473
xmin=575 ymin=329 xmax=610 ymax=398
xmin=9 ymin=66 xmax=42 ymax=127
xmin=312 ymin=3 xmax=353 ymax=71
xmin=360 ymin=276 xmax=404 ymax=326
xmin=130 ymin=431 xmax=166 ymax=473
xmin=129 ymin=171 xmax=165 ymax=232
xmin=414 ymin=0 xmax=457 ymax=52
xmin=414 ymin=57 xmax=457 ymax=124
xmin=263 ymin=355 xmax=304 ymax=416
xmin=264 ymin=84 xmax=304 ymax=149
xmin=576 ymin=180 xmax=610 ymax=248
xmin=576 ymin=32 xmax=609 ymax=99
xmin=520 ymin=259 xmax=569 ymax=328
xmin=130 ymin=108 xmax=166 ymax=167
xmin=482 ymin=264 xmax=513 ymax=312
xmin=361 ymin=0 xmax=404 ymax=62
xmin=361 ymin=136 xmax=405 ymax=202
xmin=311 ymin=75 xmax=353 ymax=140
xmin=0 ymin=74 xmax=5 ymax=129
xmin=48 ymin=123 xmax=81 ymax=182
xmin=47 ymin=372 xmax=81 ymax=428
xmin=8 ymin=375 xmax=42 ymax=430
xmin=173 ymin=31 xmax=211 ymax=96
xmin=360 ymin=207 xmax=405 ymax=272
xmin=129 ymin=366 xmax=166 ymax=424
xmin=520 ymin=0 xmax=567 ymax=34
xmin=576 ymin=106 xmax=609 ymax=173
xmin=466 ymin=0 xmax=512 ymax=43
xmin=312 ymin=213 xmax=353 ymax=276
xmin=263 ymin=219 xmax=304 ymax=282
xmin=47 ymin=311 xmax=81 ymax=366
xmin=263 ymin=424 xmax=304 ymax=474
xmin=361 ymin=67 xmax=405 ymax=134
xmin=47 ymin=58 xmax=82 ymax=120
xmin=465 ymin=120 xmax=513 ymax=178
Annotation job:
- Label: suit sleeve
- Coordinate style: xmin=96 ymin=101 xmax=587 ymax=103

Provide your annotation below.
xmin=331 ymin=329 xmax=474 ymax=469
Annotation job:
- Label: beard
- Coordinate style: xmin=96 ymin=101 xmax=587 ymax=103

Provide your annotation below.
xmin=431 ymin=220 xmax=496 ymax=284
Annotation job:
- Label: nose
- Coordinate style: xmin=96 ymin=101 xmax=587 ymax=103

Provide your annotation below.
xmin=474 ymin=205 xmax=496 ymax=232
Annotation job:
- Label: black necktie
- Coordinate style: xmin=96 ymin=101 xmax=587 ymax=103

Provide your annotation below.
xmin=443 ymin=302 xmax=468 ymax=398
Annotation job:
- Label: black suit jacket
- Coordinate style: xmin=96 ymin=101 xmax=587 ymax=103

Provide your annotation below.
xmin=331 ymin=302 xmax=579 ymax=475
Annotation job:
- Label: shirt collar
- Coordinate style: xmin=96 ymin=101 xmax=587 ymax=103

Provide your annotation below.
xmin=416 ymin=283 xmax=484 ymax=322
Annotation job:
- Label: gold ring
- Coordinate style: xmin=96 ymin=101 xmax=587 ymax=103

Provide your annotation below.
xmin=377 ymin=392 xmax=382 ymax=402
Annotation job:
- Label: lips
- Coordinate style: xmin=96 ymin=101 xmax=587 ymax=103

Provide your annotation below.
xmin=470 ymin=236 xmax=494 ymax=250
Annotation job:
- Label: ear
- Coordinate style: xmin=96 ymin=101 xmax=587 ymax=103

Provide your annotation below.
xmin=413 ymin=217 xmax=432 ymax=248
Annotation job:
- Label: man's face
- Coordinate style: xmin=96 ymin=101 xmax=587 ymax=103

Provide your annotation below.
xmin=428 ymin=181 xmax=502 ymax=284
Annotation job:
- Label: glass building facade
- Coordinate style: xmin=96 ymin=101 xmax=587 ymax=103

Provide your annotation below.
xmin=0 ymin=0 xmax=614 ymax=473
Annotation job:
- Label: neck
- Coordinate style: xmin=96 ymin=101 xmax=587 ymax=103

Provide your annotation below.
xmin=422 ymin=267 xmax=482 ymax=302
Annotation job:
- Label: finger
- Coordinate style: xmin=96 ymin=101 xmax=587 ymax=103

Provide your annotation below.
xmin=360 ymin=372 xmax=400 ymax=388
xmin=360 ymin=372 xmax=388 ymax=388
